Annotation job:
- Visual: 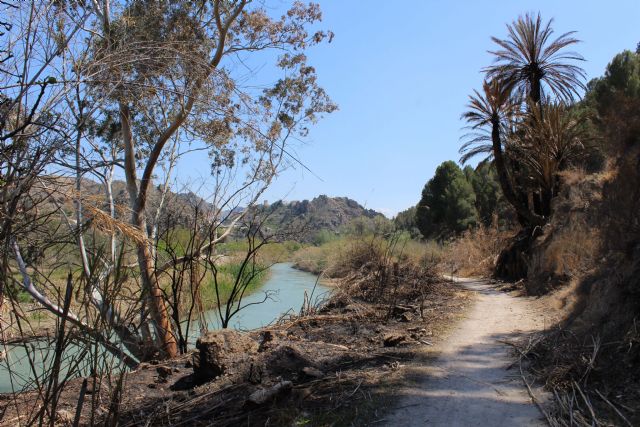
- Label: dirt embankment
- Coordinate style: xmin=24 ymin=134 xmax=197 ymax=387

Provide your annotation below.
xmin=517 ymin=164 xmax=640 ymax=426
xmin=1 ymin=262 xmax=471 ymax=426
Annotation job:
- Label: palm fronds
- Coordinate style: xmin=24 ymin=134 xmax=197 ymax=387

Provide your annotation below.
xmin=459 ymin=79 xmax=520 ymax=164
xmin=485 ymin=12 xmax=586 ymax=103
xmin=515 ymin=102 xmax=591 ymax=190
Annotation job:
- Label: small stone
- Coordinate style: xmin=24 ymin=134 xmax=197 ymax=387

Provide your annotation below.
xmin=302 ymin=366 xmax=325 ymax=379
xmin=147 ymin=383 xmax=157 ymax=389
xmin=399 ymin=312 xmax=412 ymax=322
xmin=247 ymin=381 xmax=292 ymax=405
xmin=156 ymin=366 xmax=173 ymax=378
xmin=383 ymin=333 xmax=408 ymax=347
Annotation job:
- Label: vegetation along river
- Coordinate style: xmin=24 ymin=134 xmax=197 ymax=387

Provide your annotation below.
xmin=0 ymin=263 xmax=331 ymax=393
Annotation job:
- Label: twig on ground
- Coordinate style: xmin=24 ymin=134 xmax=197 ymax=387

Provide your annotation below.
xmin=595 ymin=389 xmax=633 ymax=427
xmin=519 ymin=360 xmax=556 ymax=427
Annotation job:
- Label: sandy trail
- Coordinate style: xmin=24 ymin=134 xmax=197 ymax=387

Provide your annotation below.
xmin=384 ymin=278 xmax=552 ymax=426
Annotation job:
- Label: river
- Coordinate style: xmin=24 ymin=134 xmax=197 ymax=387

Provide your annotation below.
xmin=0 ymin=263 xmax=330 ymax=393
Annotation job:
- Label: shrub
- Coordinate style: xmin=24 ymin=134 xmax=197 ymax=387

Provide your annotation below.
xmin=439 ymin=221 xmax=512 ymax=277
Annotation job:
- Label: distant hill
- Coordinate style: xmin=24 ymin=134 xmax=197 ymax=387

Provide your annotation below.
xmin=38 ymin=178 xmax=382 ymax=242
xmin=37 ymin=176 xmax=215 ymax=232
xmin=256 ymin=195 xmax=384 ymax=242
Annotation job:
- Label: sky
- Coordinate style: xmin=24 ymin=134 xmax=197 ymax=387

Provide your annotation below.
xmin=175 ymin=0 xmax=640 ymax=217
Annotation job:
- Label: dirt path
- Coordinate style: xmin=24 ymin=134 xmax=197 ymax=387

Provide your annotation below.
xmin=384 ymin=278 xmax=552 ymax=426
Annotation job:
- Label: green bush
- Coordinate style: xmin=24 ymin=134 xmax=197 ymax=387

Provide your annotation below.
xmin=200 ymin=262 xmax=269 ymax=309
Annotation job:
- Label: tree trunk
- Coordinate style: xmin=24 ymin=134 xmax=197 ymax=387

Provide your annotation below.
xmin=490 ymin=117 xmax=544 ymax=227
xmin=531 ymin=79 xmax=542 ymax=105
xmin=12 ymin=240 xmax=140 ymax=368
xmin=134 ymin=233 xmax=178 ymax=358
xmin=120 ymin=104 xmax=178 ymax=359
xmin=491 ymin=117 xmax=546 ymax=280
xmin=494 ymin=228 xmax=534 ymax=281
xmin=541 ymin=186 xmax=553 ymax=218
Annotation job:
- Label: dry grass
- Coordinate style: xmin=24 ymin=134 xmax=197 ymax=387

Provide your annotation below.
xmin=395 ymin=239 xmax=443 ymax=268
xmin=293 ymin=235 xmax=444 ymax=279
xmin=291 ymin=239 xmax=348 ymax=277
xmin=520 ymin=325 xmax=640 ymax=427
xmin=528 ymin=220 xmax=600 ymax=284
xmin=439 ymin=222 xmax=513 ymax=278
xmin=525 ymin=168 xmax=609 ymax=294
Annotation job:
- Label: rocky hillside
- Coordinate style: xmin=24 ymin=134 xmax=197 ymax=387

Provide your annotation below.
xmin=39 ymin=178 xmax=382 ymax=243
xmin=257 ymin=195 xmax=384 ymax=242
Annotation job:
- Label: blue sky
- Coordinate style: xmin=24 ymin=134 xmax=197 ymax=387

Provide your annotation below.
xmin=177 ymin=1 xmax=640 ymax=217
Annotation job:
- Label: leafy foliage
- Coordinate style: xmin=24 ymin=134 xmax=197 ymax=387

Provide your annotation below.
xmin=584 ymin=49 xmax=640 ymax=153
xmin=416 ymin=161 xmax=478 ymax=239
xmin=394 ymin=206 xmax=420 ymax=237
xmin=459 ymin=79 xmax=520 ymax=165
xmin=464 ymin=163 xmax=511 ymax=226
xmin=462 ymin=13 xmax=587 ymax=228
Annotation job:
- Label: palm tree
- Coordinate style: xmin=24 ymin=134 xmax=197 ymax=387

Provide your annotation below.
xmin=461 ymin=79 xmax=544 ymax=226
xmin=514 ymin=102 xmax=590 ymax=216
xmin=485 ymin=13 xmax=586 ymax=105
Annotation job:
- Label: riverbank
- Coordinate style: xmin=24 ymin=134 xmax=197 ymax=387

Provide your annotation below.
xmin=0 ymin=263 xmax=330 ymax=395
xmin=0 ymin=261 xmax=271 ymax=346
xmin=0 ymin=259 xmax=471 ymax=426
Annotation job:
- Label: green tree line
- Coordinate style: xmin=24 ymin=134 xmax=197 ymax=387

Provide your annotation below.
xmin=395 ymin=160 xmax=510 ymax=240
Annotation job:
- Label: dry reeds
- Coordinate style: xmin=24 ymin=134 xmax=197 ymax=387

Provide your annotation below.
xmin=83 ymin=204 xmax=149 ymax=245
xmin=515 ymin=326 xmax=639 ymax=427
xmin=440 ymin=222 xmax=512 ymax=277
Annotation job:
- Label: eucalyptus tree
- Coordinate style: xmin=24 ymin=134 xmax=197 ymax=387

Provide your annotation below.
xmin=0 ymin=1 xmax=89 ymax=313
xmin=1 ymin=0 xmax=335 ymax=366
xmin=84 ymin=0 xmax=336 ymax=358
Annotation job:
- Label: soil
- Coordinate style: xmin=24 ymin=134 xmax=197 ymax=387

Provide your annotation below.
xmin=382 ymin=277 xmax=559 ymax=426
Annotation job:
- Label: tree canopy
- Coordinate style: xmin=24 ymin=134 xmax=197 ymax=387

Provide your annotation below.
xmin=416 ymin=161 xmax=478 ymax=239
